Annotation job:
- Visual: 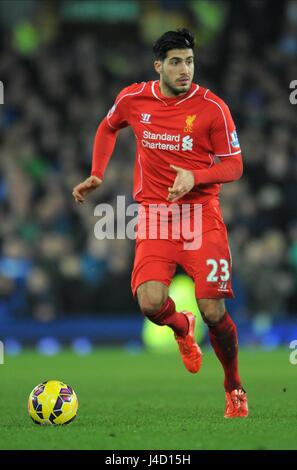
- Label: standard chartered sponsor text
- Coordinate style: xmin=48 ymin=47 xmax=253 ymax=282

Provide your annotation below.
xmin=142 ymin=130 xmax=180 ymax=150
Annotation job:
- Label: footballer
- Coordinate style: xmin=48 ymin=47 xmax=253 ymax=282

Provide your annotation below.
xmin=73 ymin=29 xmax=248 ymax=418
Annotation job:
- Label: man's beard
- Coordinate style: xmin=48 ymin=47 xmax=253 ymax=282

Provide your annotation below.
xmin=163 ymin=77 xmax=191 ymax=96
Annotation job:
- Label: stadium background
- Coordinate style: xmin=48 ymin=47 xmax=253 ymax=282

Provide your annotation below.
xmin=0 ymin=0 xmax=297 ymax=353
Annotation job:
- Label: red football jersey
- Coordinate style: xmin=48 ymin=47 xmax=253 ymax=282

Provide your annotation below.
xmin=105 ymin=80 xmax=241 ymax=205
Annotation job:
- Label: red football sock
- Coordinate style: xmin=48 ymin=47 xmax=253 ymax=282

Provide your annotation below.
xmin=143 ymin=297 xmax=189 ymax=337
xmin=207 ymin=312 xmax=242 ymax=392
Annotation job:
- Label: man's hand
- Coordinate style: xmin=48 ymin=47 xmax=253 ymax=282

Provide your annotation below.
xmin=167 ymin=165 xmax=195 ymax=202
xmin=72 ymin=175 xmax=102 ymax=203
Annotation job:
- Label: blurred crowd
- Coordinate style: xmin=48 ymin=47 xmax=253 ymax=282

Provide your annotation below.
xmin=0 ymin=0 xmax=296 ymax=321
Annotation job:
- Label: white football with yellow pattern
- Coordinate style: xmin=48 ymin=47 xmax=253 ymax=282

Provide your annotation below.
xmin=28 ymin=380 xmax=78 ymax=425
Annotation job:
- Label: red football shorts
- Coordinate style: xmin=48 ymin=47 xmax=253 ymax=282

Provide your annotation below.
xmin=131 ymin=199 xmax=234 ymax=299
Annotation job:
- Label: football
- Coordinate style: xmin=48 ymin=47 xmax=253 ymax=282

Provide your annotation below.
xmin=28 ymin=380 xmax=78 ymax=425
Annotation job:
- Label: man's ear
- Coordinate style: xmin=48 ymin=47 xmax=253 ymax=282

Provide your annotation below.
xmin=154 ymin=60 xmax=162 ymax=75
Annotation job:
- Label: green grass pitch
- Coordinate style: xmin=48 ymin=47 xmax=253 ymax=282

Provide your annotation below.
xmin=0 ymin=348 xmax=296 ymax=450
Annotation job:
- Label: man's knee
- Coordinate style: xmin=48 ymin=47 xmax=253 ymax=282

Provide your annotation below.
xmin=198 ymin=299 xmax=225 ymax=325
xmin=137 ymin=281 xmax=168 ymax=316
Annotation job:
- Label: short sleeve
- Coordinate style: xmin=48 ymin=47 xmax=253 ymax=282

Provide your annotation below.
xmin=209 ymin=99 xmax=241 ymax=157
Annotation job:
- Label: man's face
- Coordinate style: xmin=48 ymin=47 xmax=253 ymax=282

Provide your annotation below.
xmin=154 ymin=48 xmax=194 ymax=96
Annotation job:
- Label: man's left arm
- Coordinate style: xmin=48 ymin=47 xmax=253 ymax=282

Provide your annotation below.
xmin=191 ymin=153 xmax=243 ymax=185
xmin=167 ymin=100 xmax=243 ymax=202
xmin=192 ymin=99 xmax=243 ymax=185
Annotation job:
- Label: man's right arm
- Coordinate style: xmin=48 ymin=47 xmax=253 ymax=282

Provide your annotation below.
xmin=72 ymin=117 xmax=119 ymax=203
xmin=72 ymin=85 xmax=132 ymax=203
xmin=91 ymin=82 xmax=134 ymax=179
xmin=91 ymin=117 xmax=119 ymax=180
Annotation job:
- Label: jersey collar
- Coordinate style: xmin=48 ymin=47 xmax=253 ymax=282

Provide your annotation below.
xmin=151 ymin=80 xmax=199 ymax=106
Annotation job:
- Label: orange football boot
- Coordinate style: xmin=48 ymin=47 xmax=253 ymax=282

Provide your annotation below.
xmin=174 ymin=311 xmax=202 ymax=373
xmin=224 ymin=388 xmax=248 ymax=418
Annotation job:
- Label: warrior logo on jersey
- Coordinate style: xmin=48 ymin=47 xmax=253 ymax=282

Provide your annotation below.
xmin=230 ymin=130 xmax=240 ymax=148
xmin=140 ymin=113 xmax=152 ymax=124
xmin=184 ymin=114 xmax=196 ymax=133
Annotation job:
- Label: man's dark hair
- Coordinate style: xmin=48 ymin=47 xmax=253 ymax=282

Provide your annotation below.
xmin=153 ymin=28 xmax=195 ymax=61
